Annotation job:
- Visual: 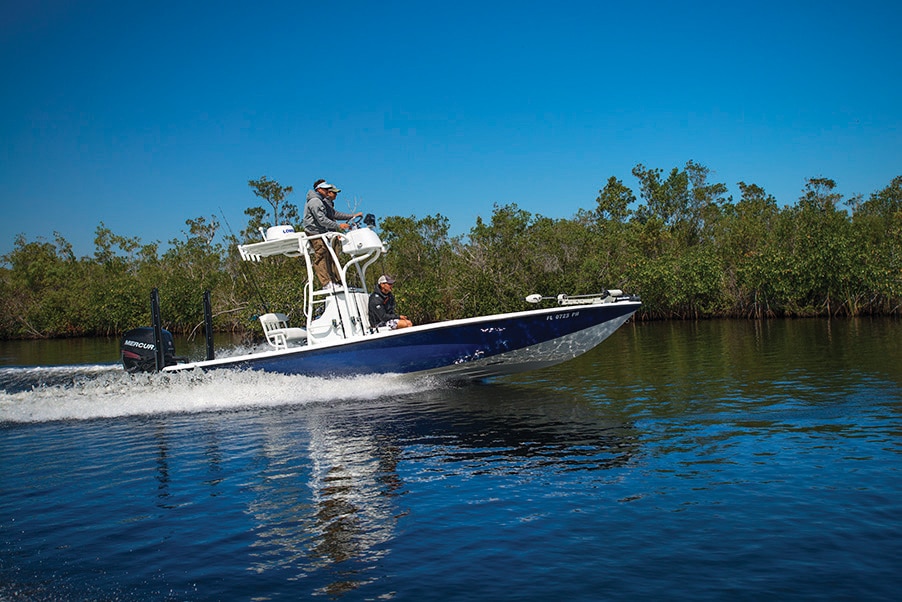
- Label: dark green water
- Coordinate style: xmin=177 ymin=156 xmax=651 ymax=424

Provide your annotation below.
xmin=0 ymin=332 xmax=246 ymax=367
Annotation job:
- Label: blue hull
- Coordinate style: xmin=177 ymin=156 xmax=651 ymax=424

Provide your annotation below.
xmin=166 ymin=301 xmax=639 ymax=380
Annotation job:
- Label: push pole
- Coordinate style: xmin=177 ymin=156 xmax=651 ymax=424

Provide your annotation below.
xmin=150 ymin=288 xmax=165 ymax=372
xmin=203 ymin=290 xmax=215 ymax=361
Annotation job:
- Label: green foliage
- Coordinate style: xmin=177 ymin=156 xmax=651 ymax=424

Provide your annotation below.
xmin=851 ymin=176 xmax=902 ymax=313
xmin=454 ymin=204 xmax=537 ymax=316
xmin=593 ymin=176 xmax=635 ymax=223
xmin=1 ymin=165 xmax=900 ymax=340
xmin=241 ymin=206 xmax=269 ymax=244
xmin=632 ymin=160 xmax=728 ymax=249
xmin=244 ymin=176 xmax=298 ymax=242
xmin=716 ymin=183 xmax=782 ymax=317
xmin=378 ymin=214 xmax=456 ymax=324
xmin=1 ymin=233 xmax=88 ymax=337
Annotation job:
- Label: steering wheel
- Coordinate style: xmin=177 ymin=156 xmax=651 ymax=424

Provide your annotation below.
xmin=347 ymin=214 xmax=363 ymax=230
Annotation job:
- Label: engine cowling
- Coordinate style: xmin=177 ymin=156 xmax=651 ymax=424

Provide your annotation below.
xmin=120 ymin=327 xmax=177 ymax=373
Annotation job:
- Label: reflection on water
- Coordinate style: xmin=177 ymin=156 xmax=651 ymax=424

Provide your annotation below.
xmin=398 ymin=384 xmax=639 ymax=474
xmin=306 ymin=414 xmax=402 ymax=596
xmin=529 ymin=317 xmax=902 ymax=418
xmin=240 ymin=409 xmax=402 ymax=596
xmin=223 ymin=385 xmax=640 ymax=597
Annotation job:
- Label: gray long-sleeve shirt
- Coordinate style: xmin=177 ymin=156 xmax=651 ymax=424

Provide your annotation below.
xmin=302 ymin=189 xmax=355 ymax=234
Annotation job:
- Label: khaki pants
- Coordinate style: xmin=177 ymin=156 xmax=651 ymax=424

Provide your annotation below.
xmin=309 ymin=236 xmax=342 ymax=287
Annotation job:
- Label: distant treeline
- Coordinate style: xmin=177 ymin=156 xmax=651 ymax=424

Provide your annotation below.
xmin=1 ymin=164 xmax=900 ymax=340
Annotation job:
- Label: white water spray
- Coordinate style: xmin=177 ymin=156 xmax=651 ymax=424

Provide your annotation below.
xmin=0 ymin=365 xmax=433 ymax=424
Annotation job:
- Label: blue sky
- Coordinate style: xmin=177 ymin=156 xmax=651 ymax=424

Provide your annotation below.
xmin=2 ymin=0 xmax=900 ymax=258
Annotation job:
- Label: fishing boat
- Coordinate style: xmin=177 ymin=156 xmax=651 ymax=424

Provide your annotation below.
xmin=120 ymin=219 xmax=640 ymax=380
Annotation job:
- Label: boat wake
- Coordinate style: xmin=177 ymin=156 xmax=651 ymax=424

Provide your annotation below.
xmin=0 ymin=365 xmax=431 ymax=424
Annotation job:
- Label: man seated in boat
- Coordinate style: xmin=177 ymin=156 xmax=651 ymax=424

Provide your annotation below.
xmin=368 ymin=275 xmax=413 ymax=330
xmin=303 ymin=180 xmax=363 ymax=292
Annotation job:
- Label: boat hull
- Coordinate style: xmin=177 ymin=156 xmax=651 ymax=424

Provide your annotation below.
xmin=165 ymin=301 xmax=639 ymax=380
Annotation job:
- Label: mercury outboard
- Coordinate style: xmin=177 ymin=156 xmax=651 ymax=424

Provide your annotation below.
xmin=120 ymin=327 xmax=178 ymax=373
xmin=119 ymin=287 xmax=202 ymax=373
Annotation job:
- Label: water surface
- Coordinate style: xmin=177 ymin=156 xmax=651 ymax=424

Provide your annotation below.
xmin=1 ymin=319 xmax=900 ymax=600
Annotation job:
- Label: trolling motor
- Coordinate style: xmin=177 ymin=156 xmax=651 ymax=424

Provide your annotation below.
xmin=525 ymin=290 xmax=636 ymax=306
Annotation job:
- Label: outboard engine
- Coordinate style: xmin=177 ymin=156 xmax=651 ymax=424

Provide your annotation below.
xmin=120 ymin=327 xmax=177 ymax=373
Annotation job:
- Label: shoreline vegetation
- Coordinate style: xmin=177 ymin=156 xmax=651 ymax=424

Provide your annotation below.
xmin=2 ymin=164 xmax=900 ymax=341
